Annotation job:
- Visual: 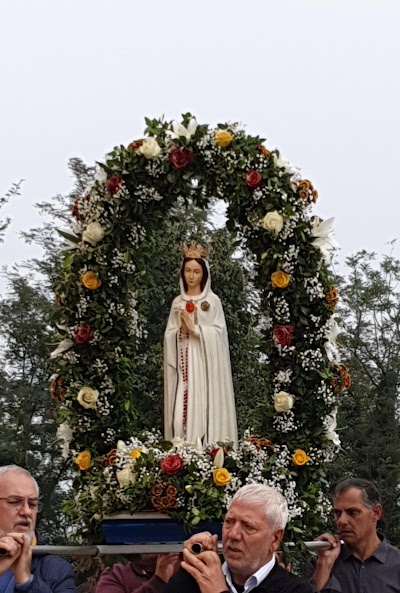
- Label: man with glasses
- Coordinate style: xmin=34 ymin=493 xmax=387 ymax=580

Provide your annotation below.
xmin=0 ymin=465 xmax=77 ymax=593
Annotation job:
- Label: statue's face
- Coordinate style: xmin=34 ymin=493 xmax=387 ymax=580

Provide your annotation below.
xmin=184 ymin=259 xmax=203 ymax=291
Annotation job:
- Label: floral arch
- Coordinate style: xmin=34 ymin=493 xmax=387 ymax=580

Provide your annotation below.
xmin=52 ymin=113 xmax=349 ymax=545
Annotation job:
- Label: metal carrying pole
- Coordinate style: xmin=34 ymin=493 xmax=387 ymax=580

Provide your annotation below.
xmin=29 ymin=540 xmax=334 ymax=556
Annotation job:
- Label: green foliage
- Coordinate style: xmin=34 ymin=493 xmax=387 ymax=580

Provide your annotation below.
xmin=0 ymin=181 xmax=24 ymax=242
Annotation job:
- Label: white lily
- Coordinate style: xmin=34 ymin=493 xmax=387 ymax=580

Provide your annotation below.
xmin=326 ymin=318 xmax=342 ymax=343
xmin=310 ymin=217 xmax=340 ymax=264
xmin=57 ymin=423 xmax=73 ymax=459
xmin=194 ymin=436 xmax=203 ymax=451
xmin=166 ymin=118 xmax=198 ymax=141
xmin=171 ymin=436 xmax=185 ymax=449
xmin=50 ymin=338 xmax=74 ymax=359
xmin=94 ymin=168 xmax=107 ymax=183
xmin=324 ymin=409 xmax=341 ymax=447
xmin=324 ymin=340 xmax=340 ymax=363
xmin=213 ymin=447 xmax=224 ymax=469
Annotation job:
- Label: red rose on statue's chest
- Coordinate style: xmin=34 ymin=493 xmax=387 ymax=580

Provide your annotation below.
xmin=186 ymin=301 xmax=195 ymax=313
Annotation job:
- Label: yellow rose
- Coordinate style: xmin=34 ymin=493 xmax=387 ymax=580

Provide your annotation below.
xmin=215 ymin=129 xmax=233 ymax=148
xmin=271 ymin=271 xmax=290 ymax=289
xmin=292 ymin=449 xmax=310 ymax=466
xmin=81 ymin=271 xmax=102 ymax=290
xmin=77 ymin=387 xmax=99 ymax=409
xmin=75 ymin=451 xmax=91 ymax=471
xmin=213 ymin=468 xmax=232 ymax=487
xmin=129 ymin=448 xmax=142 ymax=459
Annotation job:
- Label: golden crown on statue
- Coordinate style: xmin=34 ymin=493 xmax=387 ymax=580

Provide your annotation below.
xmin=181 ymin=243 xmax=210 ymax=259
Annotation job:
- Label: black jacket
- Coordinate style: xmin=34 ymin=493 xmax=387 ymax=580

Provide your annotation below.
xmin=162 ymin=562 xmax=314 ymax=593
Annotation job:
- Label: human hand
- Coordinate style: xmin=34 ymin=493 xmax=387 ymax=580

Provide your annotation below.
xmin=315 ymin=533 xmax=341 ymax=565
xmin=0 ymin=534 xmax=23 ymax=575
xmin=10 ymin=533 xmax=32 ymax=585
xmin=180 ymin=311 xmax=196 ymax=334
xmin=181 ymin=548 xmax=226 ymax=593
xmin=182 ymin=531 xmax=218 ymax=555
xmin=154 ymin=553 xmax=181 ymax=583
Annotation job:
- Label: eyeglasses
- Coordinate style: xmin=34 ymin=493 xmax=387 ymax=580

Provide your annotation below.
xmin=0 ymin=497 xmax=43 ymax=512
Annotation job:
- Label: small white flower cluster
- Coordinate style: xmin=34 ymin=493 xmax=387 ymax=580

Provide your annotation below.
xmin=280 ymin=244 xmax=300 ymax=274
xmin=276 ymin=344 xmax=296 ymax=357
xmin=97 ymin=395 xmax=113 ymax=417
xmin=273 ymin=411 xmax=298 ymax=433
xmin=109 ymin=249 xmax=136 ymax=275
xmin=298 ymin=348 xmax=324 ymax=371
xmin=274 ymin=297 xmax=291 ymax=323
xmin=304 ymin=276 xmax=325 ymax=300
xmin=98 ymin=374 xmax=115 ymax=396
xmin=134 ymin=184 xmax=164 ymax=203
xmin=145 ymin=159 xmax=165 ymax=178
xmin=315 ymin=380 xmax=337 ymax=405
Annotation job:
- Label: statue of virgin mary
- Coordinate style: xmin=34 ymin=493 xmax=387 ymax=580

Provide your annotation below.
xmin=164 ymin=244 xmax=238 ymax=447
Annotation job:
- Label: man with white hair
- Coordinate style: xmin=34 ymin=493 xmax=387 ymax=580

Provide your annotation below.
xmin=0 ymin=464 xmax=76 ymax=593
xmin=162 ymin=483 xmax=313 ymax=593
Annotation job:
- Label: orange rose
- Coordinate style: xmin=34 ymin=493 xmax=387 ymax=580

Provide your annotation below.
xmin=128 ymin=139 xmax=144 ymax=151
xmin=292 ymin=449 xmax=310 ymax=466
xmin=81 ymin=271 xmax=102 ymax=290
xmin=299 ymin=189 xmax=309 ymax=201
xmin=75 ymin=451 xmax=91 ymax=471
xmin=259 ymin=145 xmax=271 ymax=158
xmin=325 ymin=286 xmax=339 ymax=310
xmin=298 ymin=180 xmax=312 ymax=190
xmin=271 ymin=271 xmax=290 ymax=289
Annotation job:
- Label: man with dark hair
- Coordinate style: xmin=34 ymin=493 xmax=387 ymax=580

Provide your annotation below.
xmin=0 ymin=464 xmax=77 ymax=593
xmin=307 ymin=477 xmax=400 ymax=592
xmin=162 ymin=483 xmax=313 ymax=593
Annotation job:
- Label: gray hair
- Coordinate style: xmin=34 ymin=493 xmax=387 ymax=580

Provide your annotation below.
xmin=335 ymin=478 xmax=381 ymax=509
xmin=230 ymin=483 xmax=289 ymax=531
xmin=0 ymin=465 xmax=39 ymax=495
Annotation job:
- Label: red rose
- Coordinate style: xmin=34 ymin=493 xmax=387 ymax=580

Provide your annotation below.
xmin=160 ymin=454 xmax=184 ymax=475
xmin=245 ymin=170 xmax=263 ymax=189
xmin=74 ymin=324 xmax=94 ymax=345
xmin=169 ymin=148 xmax=194 ymax=169
xmin=186 ymin=301 xmax=195 ymax=313
xmin=107 ymin=175 xmax=123 ymax=196
xmin=272 ymin=325 xmax=294 ymax=347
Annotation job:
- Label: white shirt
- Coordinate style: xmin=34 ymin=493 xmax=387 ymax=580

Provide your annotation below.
xmin=222 ymin=555 xmax=276 ymax=593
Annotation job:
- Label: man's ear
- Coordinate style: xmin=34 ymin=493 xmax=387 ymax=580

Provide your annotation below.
xmin=271 ymin=529 xmax=285 ymax=552
xmin=372 ymin=504 xmax=383 ymax=523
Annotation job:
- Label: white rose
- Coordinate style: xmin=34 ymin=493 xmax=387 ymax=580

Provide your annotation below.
xmin=77 ymin=387 xmax=99 ymax=409
xmin=116 ymin=467 xmax=136 ymax=488
xmin=274 ymin=391 xmax=294 ymax=413
xmin=138 ymin=137 xmax=162 ymax=159
xmin=82 ymin=222 xmax=105 ymax=246
xmin=262 ymin=211 xmax=284 ymax=235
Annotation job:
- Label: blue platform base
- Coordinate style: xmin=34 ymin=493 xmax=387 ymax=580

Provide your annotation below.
xmin=102 ymin=513 xmax=222 ymax=544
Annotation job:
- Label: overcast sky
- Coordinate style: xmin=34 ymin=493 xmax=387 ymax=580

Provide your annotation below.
xmin=1 ymin=0 xmax=399 ymax=294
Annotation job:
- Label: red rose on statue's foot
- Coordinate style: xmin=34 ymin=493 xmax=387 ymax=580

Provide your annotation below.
xmin=186 ymin=301 xmax=195 ymax=313
xmin=160 ymin=454 xmax=184 ymax=475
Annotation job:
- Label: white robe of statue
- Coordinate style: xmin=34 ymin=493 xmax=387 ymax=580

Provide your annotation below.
xmin=164 ymin=260 xmax=238 ymax=447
